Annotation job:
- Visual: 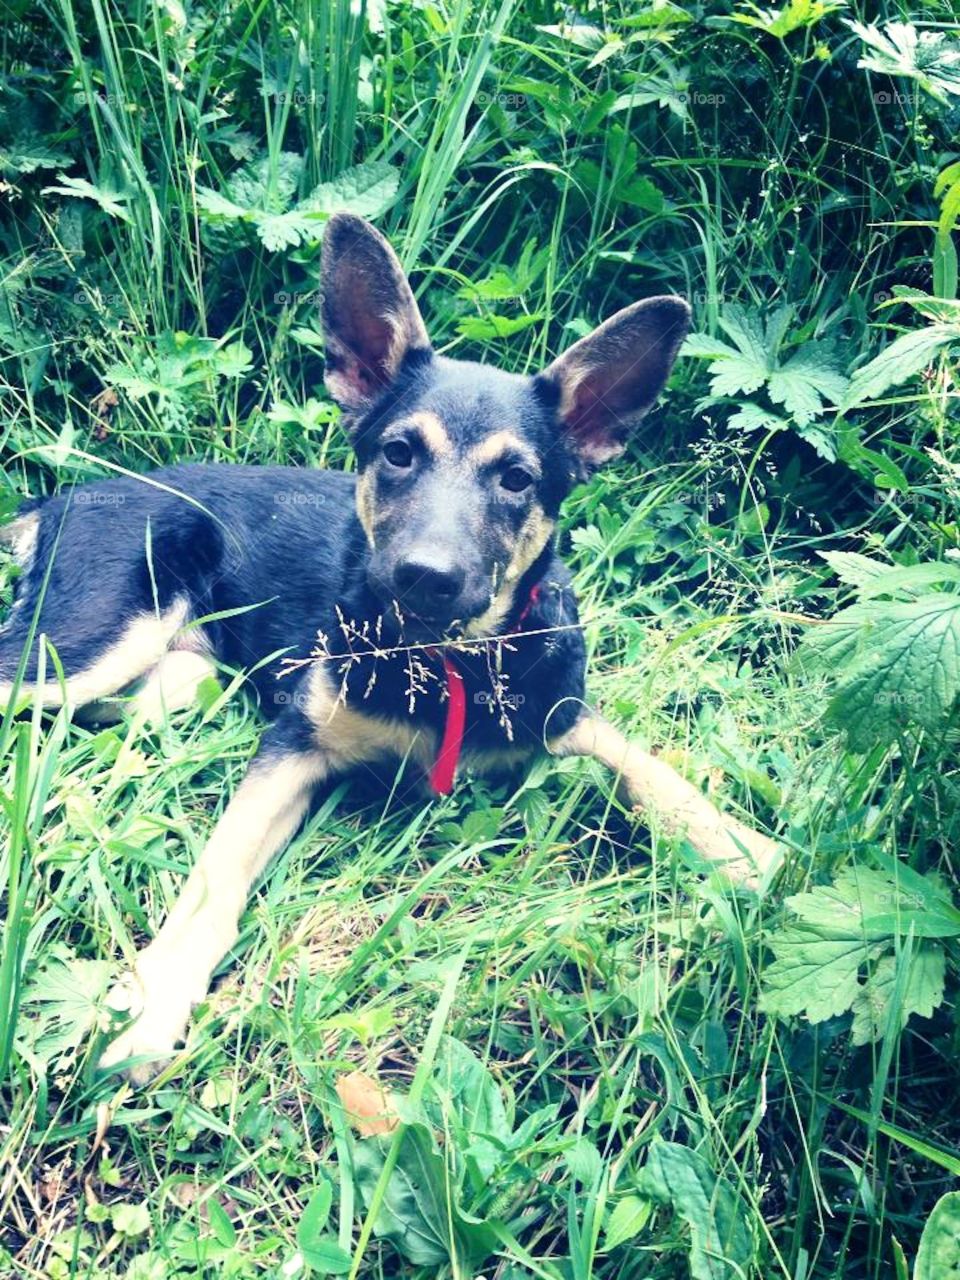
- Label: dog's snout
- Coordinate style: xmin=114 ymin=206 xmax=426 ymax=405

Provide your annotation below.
xmin=393 ymin=554 xmax=465 ymax=617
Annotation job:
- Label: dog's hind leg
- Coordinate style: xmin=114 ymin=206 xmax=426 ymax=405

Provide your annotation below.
xmin=130 ymin=649 xmax=219 ymax=723
xmin=0 ymin=598 xmax=193 ymax=716
xmin=549 ymin=713 xmax=781 ymax=887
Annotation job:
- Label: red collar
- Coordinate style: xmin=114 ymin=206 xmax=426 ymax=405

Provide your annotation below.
xmin=427 ymin=584 xmax=541 ymax=795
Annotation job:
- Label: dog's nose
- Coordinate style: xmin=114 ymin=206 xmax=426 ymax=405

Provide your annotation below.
xmin=393 ymin=555 xmax=465 ymax=617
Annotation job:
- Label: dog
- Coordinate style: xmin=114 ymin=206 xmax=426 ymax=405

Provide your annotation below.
xmin=0 ymin=214 xmax=776 ymax=1083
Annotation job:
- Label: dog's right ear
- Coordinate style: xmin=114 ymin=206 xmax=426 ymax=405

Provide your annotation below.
xmin=321 ymin=213 xmax=431 ymax=416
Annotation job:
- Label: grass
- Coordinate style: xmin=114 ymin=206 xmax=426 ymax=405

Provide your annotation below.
xmin=2 ymin=1 xmax=960 ymax=1277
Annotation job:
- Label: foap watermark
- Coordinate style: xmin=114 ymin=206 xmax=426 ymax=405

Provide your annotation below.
xmin=74 ymin=491 xmax=125 ymax=507
xmin=274 ymin=287 xmax=324 ymax=307
xmin=873 ymin=689 xmax=923 ymax=709
xmin=677 ymin=90 xmax=726 ymax=107
xmin=873 ymin=90 xmax=913 ymax=106
xmin=273 ymin=689 xmax=310 ymax=710
xmin=275 ymin=490 xmax=326 ymax=508
xmin=475 ymin=690 xmax=525 ymax=710
xmin=475 ymin=90 xmax=528 ymax=109
xmin=263 ymin=89 xmax=323 ymax=108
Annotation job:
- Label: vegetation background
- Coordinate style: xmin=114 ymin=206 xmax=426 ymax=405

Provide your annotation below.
xmin=2 ymin=1 xmax=960 ymax=1277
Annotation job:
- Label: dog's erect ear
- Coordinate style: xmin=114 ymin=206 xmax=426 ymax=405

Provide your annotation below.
xmin=537 ymin=297 xmax=690 ymax=471
xmin=321 ymin=213 xmax=431 ymax=414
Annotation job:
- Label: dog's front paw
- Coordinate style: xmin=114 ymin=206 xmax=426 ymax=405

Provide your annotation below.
xmin=99 ymin=971 xmax=192 ymax=1085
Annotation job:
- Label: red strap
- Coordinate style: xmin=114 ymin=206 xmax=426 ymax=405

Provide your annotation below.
xmin=427 ymin=583 xmax=540 ymax=796
xmin=428 ymin=653 xmax=466 ymax=795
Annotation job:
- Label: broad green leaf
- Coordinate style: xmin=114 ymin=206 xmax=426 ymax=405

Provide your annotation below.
xmin=759 ymin=927 xmax=883 ymax=1022
xmin=18 ymin=948 xmax=112 ymax=1068
xmin=767 ymin=353 xmax=848 ymax=424
xmin=427 ymin=1037 xmax=512 ymax=1180
xmin=456 ymin=312 xmax=543 ymax=341
xmin=798 ymin=593 xmax=960 ymax=749
xmin=761 ymin=865 xmax=958 ymax=1039
xmin=637 ymin=1142 xmax=756 ymax=1280
xmin=302 ymin=161 xmax=399 ymax=220
xmin=850 ymin=949 xmax=946 ymax=1045
xmin=820 ymin=551 xmax=894 ymax=589
xmin=914 ymin=1191 xmax=960 ymax=1280
xmin=352 ymin=1124 xmax=498 ymax=1269
xmin=604 ymin=1195 xmax=652 ymax=1250
xmin=841 ymin=324 xmax=958 ymax=410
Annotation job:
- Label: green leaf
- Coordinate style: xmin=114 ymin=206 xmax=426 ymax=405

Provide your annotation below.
xmin=850 ymin=949 xmax=946 ymax=1045
xmin=727 ymin=403 xmax=789 ymax=433
xmin=841 ymin=324 xmax=958 ymax=409
xmin=352 ymin=1124 xmax=498 ymax=1269
xmin=761 ymin=866 xmax=958 ymax=1038
xmin=604 ymin=1195 xmax=652 ymax=1250
xmin=915 ymin=1191 xmax=960 ymax=1280
xmin=111 ymin=1202 xmax=151 ymax=1238
xmin=42 ymin=175 xmax=133 ymax=223
xmin=800 ymin=593 xmax=960 ymax=749
xmin=18 ymin=947 xmax=112 ymax=1069
xmin=637 ymin=1142 xmax=756 ymax=1280
xmin=456 ymin=312 xmax=543 ymax=340
xmin=302 ymin=161 xmax=399 ymax=220
xmin=427 ymin=1037 xmax=512 ymax=1181
xmin=846 ymin=20 xmax=960 ymax=103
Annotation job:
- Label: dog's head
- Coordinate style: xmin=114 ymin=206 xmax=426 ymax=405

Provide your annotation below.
xmin=320 ymin=213 xmax=690 ymax=638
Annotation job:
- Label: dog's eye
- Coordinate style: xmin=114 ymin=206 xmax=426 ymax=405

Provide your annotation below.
xmin=501 ymin=465 xmax=533 ymax=493
xmin=382 ymin=440 xmax=413 ymax=469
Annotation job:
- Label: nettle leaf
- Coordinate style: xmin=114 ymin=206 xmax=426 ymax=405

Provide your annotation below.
xmin=798 ymin=593 xmax=960 ymax=749
xmin=841 ymin=323 xmax=959 ymax=410
xmin=300 ymin=160 xmax=399 ymax=220
xmin=637 ymin=1142 xmax=756 ymax=1280
xmin=850 ymin=949 xmax=946 ymax=1045
xmin=760 ymin=866 xmax=959 ymax=1040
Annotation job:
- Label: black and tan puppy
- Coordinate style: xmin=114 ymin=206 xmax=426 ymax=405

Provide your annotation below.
xmin=0 ymin=215 xmax=777 ymax=1081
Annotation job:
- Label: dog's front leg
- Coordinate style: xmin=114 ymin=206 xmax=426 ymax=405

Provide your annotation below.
xmin=549 ymin=713 xmax=780 ymax=887
xmin=100 ymin=746 xmax=328 ymax=1083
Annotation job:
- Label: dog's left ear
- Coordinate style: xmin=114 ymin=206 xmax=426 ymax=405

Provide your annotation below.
xmin=537 ymin=297 xmax=690 ymax=471
xmin=321 ymin=213 xmax=432 ymax=415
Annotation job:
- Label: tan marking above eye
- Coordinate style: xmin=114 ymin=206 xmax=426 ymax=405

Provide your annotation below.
xmin=406 ymin=410 xmax=453 ymax=458
xmin=467 ymin=430 xmax=531 ymax=467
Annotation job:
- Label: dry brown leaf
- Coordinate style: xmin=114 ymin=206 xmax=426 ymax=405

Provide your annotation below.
xmin=335 ymin=1070 xmax=398 ymax=1137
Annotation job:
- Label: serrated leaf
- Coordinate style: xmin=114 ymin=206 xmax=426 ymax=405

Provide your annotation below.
xmin=42 ymin=175 xmax=133 ymax=223
xmin=302 ymin=161 xmax=399 ymax=219
xmin=707 ymin=353 xmax=768 ymax=398
xmin=800 ymin=593 xmax=960 ymax=749
xmin=841 ymin=324 xmax=958 ymax=410
xmin=819 ymin=550 xmax=894 ymax=589
xmin=761 ymin=866 xmax=959 ymax=1040
xmin=637 ymin=1142 xmax=756 ymax=1280
xmin=727 ymin=402 xmax=789 ymax=433
xmin=456 ymin=312 xmax=543 ymax=340
xmin=760 ymin=926 xmax=882 ymax=1022
xmin=768 ymin=352 xmax=847 ymax=424
xmin=850 ymin=948 xmax=946 ymax=1045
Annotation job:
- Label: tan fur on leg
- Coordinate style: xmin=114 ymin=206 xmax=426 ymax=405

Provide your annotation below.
xmin=132 ymin=649 xmax=218 ymax=722
xmin=99 ymin=751 xmax=327 ymax=1082
xmin=549 ymin=714 xmax=780 ymax=887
